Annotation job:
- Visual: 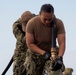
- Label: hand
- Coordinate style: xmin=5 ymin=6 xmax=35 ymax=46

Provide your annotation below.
xmin=43 ymin=51 xmax=51 ymax=60
xmin=51 ymin=56 xmax=63 ymax=71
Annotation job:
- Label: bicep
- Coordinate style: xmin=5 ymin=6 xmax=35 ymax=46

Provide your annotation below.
xmin=26 ymin=32 xmax=34 ymax=47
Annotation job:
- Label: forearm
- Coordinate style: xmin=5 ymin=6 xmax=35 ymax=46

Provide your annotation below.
xmin=58 ymin=43 xmax=65 ymax=57
xmin=27 ymin=44 xmax=45 ymax=55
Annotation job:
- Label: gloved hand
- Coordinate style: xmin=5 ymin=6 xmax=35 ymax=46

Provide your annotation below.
xmin=43 ymin=51 xmax=51 ymax=60
xmin=51 ymin=56 xmax=63 ymax=71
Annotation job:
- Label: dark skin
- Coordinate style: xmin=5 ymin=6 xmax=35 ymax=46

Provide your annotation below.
xmin=26 ymin=12 xmax=66 ymax=57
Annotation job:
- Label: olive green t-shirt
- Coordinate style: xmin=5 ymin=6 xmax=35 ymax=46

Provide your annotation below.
xmin=26 ymin=16 xmax=65 ymax=51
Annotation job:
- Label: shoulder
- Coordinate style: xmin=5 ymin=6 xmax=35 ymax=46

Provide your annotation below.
xmin=14 ymin=18 xmax=21 ymax=23
xmin=55 ymin=18 xmax=65 ymax=29
xmin=55 ymin=18 xmax=65 ymax=34
xmin=13 ymin=18 xmax=22 ymax=27
xmin=26 ymin=16 xmax=40 ymax=34
xmin=28 ymin=16 xmax=39 ymax=23
xmin=26 ymin=16 xmax=39 ymax=27
xmin=56 ymin=18 xmax=64 ymax=25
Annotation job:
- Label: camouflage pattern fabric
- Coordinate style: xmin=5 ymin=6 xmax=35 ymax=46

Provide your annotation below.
xmin=24 ymin=49 xmax=73 ymax=75
xmin=43 ymin=47 xmax=64 ymax=75
xmin=43 ymin=60 xmax=63 ymax=75
xmin=24 ymin=49 xmax=64 ymax=75
xmin=13 ymin=18 xmax=73 ymax=75
xmin=24 ymin=49 xmax=45 ymax=75
xmin=62 ymin=68 xmax=73 ymax=75
xmin=13 ymin=18 xmax=27 ymax=75
xmin=13 ymin=18 xmax=24 ymax=39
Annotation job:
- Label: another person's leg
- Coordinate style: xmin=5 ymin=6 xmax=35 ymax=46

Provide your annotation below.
xmin=13 ymin=51 xmax=26 ymax=75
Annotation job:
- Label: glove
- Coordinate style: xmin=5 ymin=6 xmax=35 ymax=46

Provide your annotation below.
xmin=43 ymin=51 xmax=51 ymax=60
xmin=51 ymin=56 xmax=63 ymax=71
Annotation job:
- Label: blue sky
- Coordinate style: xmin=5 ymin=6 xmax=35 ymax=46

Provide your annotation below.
xmin=0 ymin=0 xmax=76 ymax=75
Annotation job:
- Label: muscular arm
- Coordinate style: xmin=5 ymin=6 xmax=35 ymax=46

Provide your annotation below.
xmin=26 ymin=32 xmax=45 ymax=55
xmin=57 ymin=33 xmax=66 ymax=57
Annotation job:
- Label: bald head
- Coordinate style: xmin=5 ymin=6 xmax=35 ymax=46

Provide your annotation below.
xmin=21 ymin=11 xmax=34 ymax=32
xmin=21 ymin=11 xmax=33 ymax=22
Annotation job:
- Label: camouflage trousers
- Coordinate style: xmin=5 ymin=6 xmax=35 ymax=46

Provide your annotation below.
xmin=24 ymin=49 xmax=63 ymax=75
xmin=62 ymin=68 xmax=73 ymax=75
xmin=13 ymin=37 xmax=27 ymax=75
xmin=13 ymin=51 xmax=26 ymax=75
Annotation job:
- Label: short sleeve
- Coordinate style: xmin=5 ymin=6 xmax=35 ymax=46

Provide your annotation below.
xmin=26 ymin=18 xmax=35 ymax=34
xmin=56 ymin=19 xmax=65 ymax=34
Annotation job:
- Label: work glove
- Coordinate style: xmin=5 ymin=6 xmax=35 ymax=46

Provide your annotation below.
xmin=43 ymin=51 xmax=51 ymax=61
xmin=51 ymin=56 xmax=63 ymax=71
